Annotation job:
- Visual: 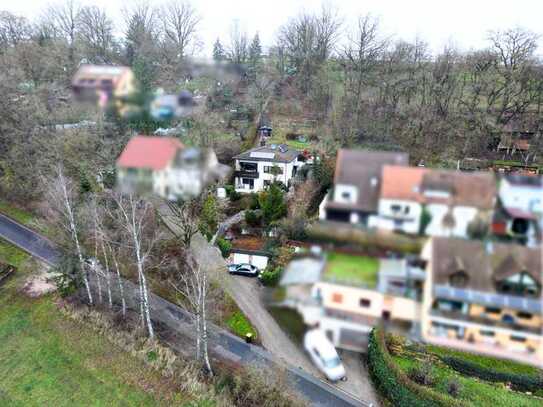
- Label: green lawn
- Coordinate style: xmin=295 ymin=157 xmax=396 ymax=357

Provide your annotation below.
xmin=390 ymin=338 xmax=542 ymax=406
xmin=0 ymin=240 xmax=29 ymax=267
xmin=427 ymin=345 xmax=542 ymax=377
xmin=0 ymin=200 xmax=34 ymax=225
xmin=0 ymin=244 xmax=189 ymax=407
xmin=324 ymin=252 xmax=379 ymax=288
xmin=226 ymin=310 xmax=257 ymax=340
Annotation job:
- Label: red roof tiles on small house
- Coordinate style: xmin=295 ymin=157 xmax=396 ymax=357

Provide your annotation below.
xmin=117 ymin=136 xmax=184 ymax=171
xmin=380 ymin=165 xmax=428 ymax=202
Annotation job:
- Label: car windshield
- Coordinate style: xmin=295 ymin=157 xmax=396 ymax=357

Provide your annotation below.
xmin=323 ymin=356 xmax=341 ymax=369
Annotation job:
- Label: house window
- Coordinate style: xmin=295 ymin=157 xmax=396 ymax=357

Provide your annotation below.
xmin=391 ymin=204 xmax=401 ymax=212
xmin=341 ymin=192 xmax=351 ymax=200
xmin=332 ymin=293 xmax=343 ymax=303
xmin=263 ymin=180 xmax=271 ymax=188
xmin=510 ymin=335 xmax=526 ymax=342
xmin=517 ymin=312 xmax=533 ymax=320
xmin=479 ymin=330 xmax=495 ymax=337
xmin=449 ymin=271 xmax=468 ymax=288
xmin=359 ymin=298 xmax=371 ymax=307
xmin=404 ymin=206 xmax=410 ymax=214
xmin=484 ymin=307 xmax=501 ymax=314
xmin=242 ymin=178 xmax=254 ymax=190
xmin=264 ymin=165 xmax=283 ymax=174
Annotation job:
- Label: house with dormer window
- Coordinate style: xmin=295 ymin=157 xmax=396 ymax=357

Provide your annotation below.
xmin=319 ymin=149 xmax=409 ymax=225
xmin=421 ymin=237 xmax=543 ymax=365
xmin=232 ymin=144 xmax=306 ymax=193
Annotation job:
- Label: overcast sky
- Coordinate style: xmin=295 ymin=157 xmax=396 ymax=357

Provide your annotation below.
xmin=3 ymin=0 xmax=543 ymax=57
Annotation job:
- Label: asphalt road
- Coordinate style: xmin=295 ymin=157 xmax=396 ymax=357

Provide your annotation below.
xmin=0 ymin=212 xmax=372 ymax=407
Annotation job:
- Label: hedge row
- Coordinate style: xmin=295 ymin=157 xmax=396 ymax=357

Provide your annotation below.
xmin=441 ymin=356 xmax=543 ymax=393
xmin=367 ymin=327 xmax=465 ymax=407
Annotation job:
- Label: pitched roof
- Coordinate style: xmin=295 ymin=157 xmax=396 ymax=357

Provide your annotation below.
xmin=503 ymin=174 xmax=543 ymax=188
xmin=72 ymin=65 xmax=131 ymax=86
xmin=330 ymin=149 xmax=409 ymax=212
xmin=380 ymin=165 xmax=427 ymax=202
xmin=117 ymin=136 xmax=184 ymax=171
xmin=421 ymin=170 xmax=496 ymax=209
xmin=233 ymin=144 xmax=300 ymax=163
xmin=430 ymin=237 xmax=541 ymax=293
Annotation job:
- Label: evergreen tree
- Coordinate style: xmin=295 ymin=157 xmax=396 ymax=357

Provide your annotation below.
xmin=249 ymin=33 xmax=262 ymax=64
xmin=248 ymin=33 xmax=262 ymax=80
xmin=212 ymin=38 xmax=225 ymax=61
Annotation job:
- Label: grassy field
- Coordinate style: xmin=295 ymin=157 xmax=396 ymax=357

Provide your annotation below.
xmin=0 ymin=199 xmax=34 ymax=225
xmin=324 ymin=252 xmax=379 ymax=288
xmin=390 ymin=336 xmax=542 ymax=406
xmin=0 ymin=242 xmax=191 ymax=407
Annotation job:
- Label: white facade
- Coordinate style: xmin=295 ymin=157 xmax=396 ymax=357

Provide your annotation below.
xmin=499 ymin=179 xmax=543 ymax=215
xmin=425 ymin=204 xmax=479 ymax=238
xmin=230 ymin=251 xmax=269 ymax=270
xmin=333 ymin=184 xmax=359 ymax=205
xmin=234 ymin=158 xmax=302 ymax=193
xmin=370 ymin=199 xmax=422 ymax=234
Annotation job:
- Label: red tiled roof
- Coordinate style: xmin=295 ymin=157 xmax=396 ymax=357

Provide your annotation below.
xmin=380 ymin=165 xmax=428 ymax=202
xmin=117 ymin=136 xmax=184 ymax=171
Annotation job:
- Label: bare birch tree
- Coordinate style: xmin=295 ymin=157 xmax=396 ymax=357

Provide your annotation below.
xmin=43 ymin=164 xmax=93 ymax=305
xmin=171 ymin=251 xmax=213 ymax=376
xmin=112 ymin=192 xmax=158 ymax=338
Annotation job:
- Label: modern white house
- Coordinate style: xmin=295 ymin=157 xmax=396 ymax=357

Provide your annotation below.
xmin=116 ymin=135 xmax=230 ymax=200
xmin=319 ymin=149 xmax=409 ymax=225
xmin=232 ymin=144 xmax=306 ymax=193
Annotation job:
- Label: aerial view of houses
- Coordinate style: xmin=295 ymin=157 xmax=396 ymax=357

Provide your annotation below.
xmin=1 ymin=1 xmax=543 ymax=407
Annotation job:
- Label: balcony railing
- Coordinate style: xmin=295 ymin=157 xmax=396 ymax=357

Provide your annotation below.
xmin=234 ymin=170 xmax=259 ymax=179
xmin=430 ymin=309 xmax=541 ymax=335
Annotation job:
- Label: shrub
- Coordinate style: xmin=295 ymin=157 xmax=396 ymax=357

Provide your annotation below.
xmin=248 ymin=193 xmax=260 ymax=210
xmin=279 ymin=217 xmax=307 ymax=240
xmin=245 ymin=210 xmax=261 ymax=227
xmin=367 ymin=327 xmax=464 ymax=407
xmin=408 ymin=364 xmax=435 ymax=386
xmin=446 ymin=378 xmax=462 ymax=398
xmin=419 ymin=206 xmax=432 ymax=235
xmin=259 ymin=266 xmax=282 ymax=287
xmin=441 ymin=355 xmax=543 ymax=393
xmin=217 ymin=237 xmax=232 ymax=258
xmin=225 ymin=185 xmax=241 ymax=202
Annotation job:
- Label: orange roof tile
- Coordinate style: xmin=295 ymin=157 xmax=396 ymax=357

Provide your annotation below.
xmin=117 ymin=136 xmax=184 ymax=171
xmin=380 ymin=165 xmax=427 ymax=202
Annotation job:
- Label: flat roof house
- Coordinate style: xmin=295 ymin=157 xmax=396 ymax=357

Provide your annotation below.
xmin=319 ymin=149 xmax=408 ymax=225
xmin=232 ymin=144 xmax=306 ymax=193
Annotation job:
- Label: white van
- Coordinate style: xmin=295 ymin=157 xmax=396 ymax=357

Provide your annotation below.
xmin=304 ymin=329 xmax=346 ymax=382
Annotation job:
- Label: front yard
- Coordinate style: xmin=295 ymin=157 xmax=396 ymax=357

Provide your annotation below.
xmin=323 ymin=252 xmax=379 ymax=288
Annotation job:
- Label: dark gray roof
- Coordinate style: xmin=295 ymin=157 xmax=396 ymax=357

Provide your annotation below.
xmin=431 ymin=237 xmax=541 ymax=294
xmin=504 ymin=174 xmax=543 ymax=187
xmin=233 ymin=144 xmax=301 ymax=163
xmin=329 ymin=149 xmax=409 ymax=212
